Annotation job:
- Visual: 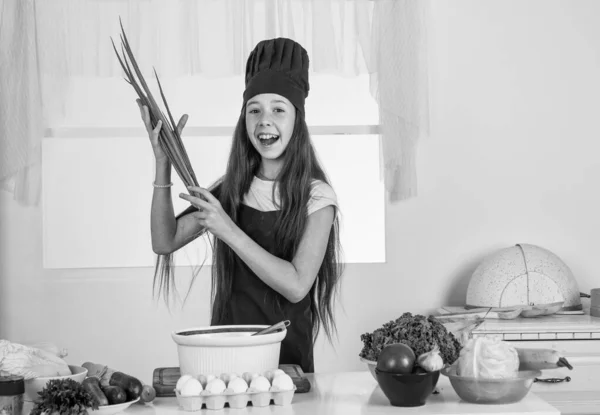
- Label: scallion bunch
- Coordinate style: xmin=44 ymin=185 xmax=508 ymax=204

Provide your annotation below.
xmin=111 ymin=19 xmax=200 ymax=191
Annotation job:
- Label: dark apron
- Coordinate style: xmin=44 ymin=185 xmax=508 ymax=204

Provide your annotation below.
xmin=211 ymin=204 xmax=314 ymax=373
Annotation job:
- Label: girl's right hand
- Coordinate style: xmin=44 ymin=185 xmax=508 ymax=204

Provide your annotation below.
xmin=137 ymin=98 xmax=188 ymax=163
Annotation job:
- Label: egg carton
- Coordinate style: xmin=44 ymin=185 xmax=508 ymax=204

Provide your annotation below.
xmin=175 ymin=386 xmax=296 ymax=411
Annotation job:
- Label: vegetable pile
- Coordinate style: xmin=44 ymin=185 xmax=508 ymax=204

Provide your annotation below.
xmin=82 ymin=361 xmax=156 ymax=405
xmin=359 ymin=312 xmax=462 ymax=365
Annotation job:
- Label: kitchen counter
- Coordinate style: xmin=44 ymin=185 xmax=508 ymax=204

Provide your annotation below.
xmin=119 ymin=371 xmax=558 ymax=415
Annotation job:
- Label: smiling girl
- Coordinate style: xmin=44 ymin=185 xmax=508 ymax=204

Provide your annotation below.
xmin=138 ymin=38 xmax=344 ymax=373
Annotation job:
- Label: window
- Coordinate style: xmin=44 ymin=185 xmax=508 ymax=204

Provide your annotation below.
xmin=42 ymin=73 xmax=385 ymax=268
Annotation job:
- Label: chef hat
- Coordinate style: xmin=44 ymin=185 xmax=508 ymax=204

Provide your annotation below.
xmin=243 ymin=37 xmax=310 ymax=117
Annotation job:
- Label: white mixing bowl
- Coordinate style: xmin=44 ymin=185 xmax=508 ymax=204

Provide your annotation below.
xmin=171 ymin=325 xmax=287 ymax=377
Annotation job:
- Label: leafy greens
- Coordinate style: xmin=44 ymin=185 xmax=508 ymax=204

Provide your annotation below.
xmin=359 ymin=312 xmax=462 ymax=365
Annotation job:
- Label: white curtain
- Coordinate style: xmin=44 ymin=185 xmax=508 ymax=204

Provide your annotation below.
xmin=1 ymin=0 xmax=428 ymax=205
xmin=0 ymin=0 xmax=44 ymax=206
xmin=369 ymin=0 xmax=429 ymax=200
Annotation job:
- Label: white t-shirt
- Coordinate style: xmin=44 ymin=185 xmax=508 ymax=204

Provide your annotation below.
xmin=243 ymin=176 xmax=338 ymax=215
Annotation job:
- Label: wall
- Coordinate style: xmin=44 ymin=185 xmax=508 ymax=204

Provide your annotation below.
xmin=2 ymin=0 xmax=600 ymax=382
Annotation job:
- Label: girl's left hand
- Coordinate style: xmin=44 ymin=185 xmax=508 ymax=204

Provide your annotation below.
xmin=179 ymin=186 xmax=236 ymax=241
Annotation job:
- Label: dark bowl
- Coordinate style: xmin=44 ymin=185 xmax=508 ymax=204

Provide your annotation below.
xmin=375 ymin=368 xmax=440 ymax=407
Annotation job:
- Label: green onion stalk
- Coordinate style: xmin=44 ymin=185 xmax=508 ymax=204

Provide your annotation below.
xmin=111 ymin=18 xmax=201 ymax=199
xmin=112 ymin=18 xmax=207 ymax=304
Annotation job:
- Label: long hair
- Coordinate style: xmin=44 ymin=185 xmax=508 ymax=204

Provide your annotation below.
xmin=154 ymin=109 xmax=344 ymax=342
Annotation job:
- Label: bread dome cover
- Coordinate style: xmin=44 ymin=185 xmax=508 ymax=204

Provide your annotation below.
xmin=466 ymin=243 xmax=582 ymax=311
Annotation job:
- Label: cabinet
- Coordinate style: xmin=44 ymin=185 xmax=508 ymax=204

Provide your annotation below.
xmin=471 ymin=314 xmax=600 ymax=415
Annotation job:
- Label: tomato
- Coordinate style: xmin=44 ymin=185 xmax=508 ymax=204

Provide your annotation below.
xmin=376 ymin=343 xmax=416 ymax=374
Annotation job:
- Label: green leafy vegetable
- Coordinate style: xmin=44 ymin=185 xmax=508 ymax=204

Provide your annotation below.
xmin=31 ymin=378 xmax=98 ymax=415
xmin=359 ymin=312 xmax=462 ymax=365
xmin=111 ymin=18 xmax=201 ymax=197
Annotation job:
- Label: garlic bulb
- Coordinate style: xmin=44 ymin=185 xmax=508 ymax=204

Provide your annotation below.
xmin=417 ymin=345 xmax=444 ymax=372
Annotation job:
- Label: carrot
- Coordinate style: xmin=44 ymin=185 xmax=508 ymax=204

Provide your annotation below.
xmin=516 ymin=348 xmax=573 ymax=371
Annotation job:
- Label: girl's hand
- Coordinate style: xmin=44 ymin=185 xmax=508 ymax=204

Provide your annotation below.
xmin=137 ymin=98 xmax=188 ymax=163
xmin=179 ymin=186 xmax=237 ymax=241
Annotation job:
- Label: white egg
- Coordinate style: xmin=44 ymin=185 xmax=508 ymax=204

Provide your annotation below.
xmin=176 ymin=374 xmax=194 ymax=391
xmin=227 ymin=377 xmax=249 ymax=393
xmin=242 ymin=372 xmax=260 ymax=385
xmin=198 ymin=374 xmax=216 ymax=388
xmin=241 ymin=372 xmax=253 ymax=384
xmin=263 ymin=370 xmax=275 ymax=383
xmin=205 ymin=377 xmax=227 ymax=394
xmin=197 ymin=374 xmax=207 ymax=388
xmin=219 ymin=372 xmax=239 ymax=385
xmin=249 ymin=375 xmax=271 ymax=392
xmin=272 ymin=369 xmax=285 ymax=377
xmin=271 ymin=373 xmax=294 ymax=391
xmin=180 ymin=378 xmax=203 ymax=396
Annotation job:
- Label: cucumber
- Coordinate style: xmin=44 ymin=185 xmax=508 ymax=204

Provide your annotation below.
xmin=82 ymin=377 xmax=109 ymax=406
xmin=102 ymin=385 xmax=127 ymax=405
xmin=109 ymin=371 xmax=144 ymax=400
